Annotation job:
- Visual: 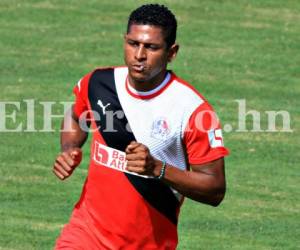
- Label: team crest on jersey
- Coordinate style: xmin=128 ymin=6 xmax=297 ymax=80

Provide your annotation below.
xmin=151 ymin=117 xmax=171 ymax=141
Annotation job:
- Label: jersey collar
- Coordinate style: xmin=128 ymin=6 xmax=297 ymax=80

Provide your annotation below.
xmin=125 ymin=72 xmax=174 ymax=100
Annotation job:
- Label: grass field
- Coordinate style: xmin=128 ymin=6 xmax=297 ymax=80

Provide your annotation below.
xmin=1 ymin=0 xmax=299 ymax=249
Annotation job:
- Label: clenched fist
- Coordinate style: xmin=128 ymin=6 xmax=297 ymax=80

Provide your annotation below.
xmin=125 ymin=141 xmax=161 ymax=177
xmin=53 ymin=148 xmax=82 ymax=180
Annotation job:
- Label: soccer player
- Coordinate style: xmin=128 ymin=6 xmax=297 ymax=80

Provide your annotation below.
xmin=53 ymin=4 xmax=229 ymax=249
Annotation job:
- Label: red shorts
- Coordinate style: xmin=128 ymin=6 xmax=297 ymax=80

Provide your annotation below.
xmin=55 ymin=200 xmax=177 ymax=249
xmin=54 ymin=206 xmax=105 ymax=250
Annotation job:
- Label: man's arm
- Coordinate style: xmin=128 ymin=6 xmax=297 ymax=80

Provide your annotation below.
xmin=125 ymin=142 xmax=226 ymax=206
xmin=52 ymin=107 xmax=88 ymax=180
xmin=155 ymin=158 xmax=225 ymax=206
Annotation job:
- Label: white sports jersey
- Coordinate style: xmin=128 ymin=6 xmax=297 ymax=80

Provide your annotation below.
xmin=68 ymin=66 xmax=229 ymax=249
xmin=114 ymin=66 xmax=227 ymax=168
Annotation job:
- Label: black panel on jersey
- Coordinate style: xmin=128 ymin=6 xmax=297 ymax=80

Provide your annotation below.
xmin=88 ymin=68 xmax=180 ymax=225
xmin=125 ymin=174 xmax=180 ymax=225
xmin=89 ymin=68 xmax=135 ymax=150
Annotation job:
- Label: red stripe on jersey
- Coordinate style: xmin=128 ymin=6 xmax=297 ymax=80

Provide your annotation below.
xmin=172 ymin=74 xmax=229 ymax=165
xmin=73 ymin=133 xmax=178 ymax=248
xmin=183 ymin=102 xmax=229 ymax=165
xmin=65 ymin=68 xmax=179 ymax=249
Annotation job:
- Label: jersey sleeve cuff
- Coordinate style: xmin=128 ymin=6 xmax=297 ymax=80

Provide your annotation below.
xmin=188 ymin=147 xmax=229 ymax=165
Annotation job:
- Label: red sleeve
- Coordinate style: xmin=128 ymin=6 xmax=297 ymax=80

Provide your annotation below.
xmin=72 ymin=72 xmax=93 ymax=119
xmin=183 ymin=102 xmax=229 ymax=165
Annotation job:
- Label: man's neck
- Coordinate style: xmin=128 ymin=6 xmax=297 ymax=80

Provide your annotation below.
xmin=128 ymin=70 xmax=168 ymax=92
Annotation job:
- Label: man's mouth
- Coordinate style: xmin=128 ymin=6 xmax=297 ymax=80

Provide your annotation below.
xmin=132 ymin=64 xmax=145 ymax=72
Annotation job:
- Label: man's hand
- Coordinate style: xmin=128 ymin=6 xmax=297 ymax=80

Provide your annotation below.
xmin=125 ymin=141 xmax=160 ymax=177
xmin=53 ymin=148 xmax=82 ymax=180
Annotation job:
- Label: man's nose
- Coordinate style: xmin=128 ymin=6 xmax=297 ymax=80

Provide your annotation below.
xmin=135 ymin=45 xmax=146 ymax=61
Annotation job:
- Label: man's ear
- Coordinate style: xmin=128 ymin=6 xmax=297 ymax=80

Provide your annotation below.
xmin=167 ymin=43 xmax=179 ymax=63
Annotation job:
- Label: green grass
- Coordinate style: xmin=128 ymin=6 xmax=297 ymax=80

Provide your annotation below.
xmin=1 ymin=0 xmax=299 ymax=249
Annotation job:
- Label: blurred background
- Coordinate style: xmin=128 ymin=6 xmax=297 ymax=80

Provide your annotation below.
xmin=0 ymin=0 xmax=299 ymax=249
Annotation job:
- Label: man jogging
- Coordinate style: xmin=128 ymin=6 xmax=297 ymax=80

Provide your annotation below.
xmin=53 ymin=4 xmax=229 ymax=249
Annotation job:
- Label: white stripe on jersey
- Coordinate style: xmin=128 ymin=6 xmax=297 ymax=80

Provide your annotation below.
xmin=114 ymin=67 xmax=203 ymax=172
xmin=77 ymin=78 xmax=82 ymax=92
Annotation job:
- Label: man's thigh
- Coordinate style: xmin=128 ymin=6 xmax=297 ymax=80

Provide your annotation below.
xmin=54 ymin=208 xmax=101 ymax=250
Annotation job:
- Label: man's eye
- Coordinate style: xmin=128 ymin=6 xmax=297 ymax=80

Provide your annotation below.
xmin=128 ymin=40 xmax=138 ymax=46
xmin=146 ymin=45 xmax=158 ymax=50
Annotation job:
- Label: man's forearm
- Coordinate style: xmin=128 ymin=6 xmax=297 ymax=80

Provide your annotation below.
xmin=155 ymin=158 xmax=226 ymax=206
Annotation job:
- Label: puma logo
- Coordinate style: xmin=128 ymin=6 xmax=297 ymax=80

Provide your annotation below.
xmin=97 ymin=100 xmax=111 ymax=115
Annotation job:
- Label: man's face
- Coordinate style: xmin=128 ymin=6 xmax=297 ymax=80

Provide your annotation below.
xmin=124 ymin=24 xmax=171 ymax=83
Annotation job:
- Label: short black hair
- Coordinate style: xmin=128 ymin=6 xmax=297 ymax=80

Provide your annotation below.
xmin=127 ymin=4 xmax=177 ymax=48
